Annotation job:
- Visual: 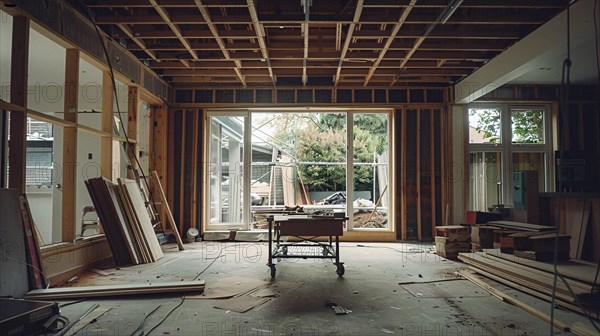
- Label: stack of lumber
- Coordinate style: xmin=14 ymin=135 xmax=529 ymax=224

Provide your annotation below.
xmin=470 ymin=225 xmax=499 ymax=251
xmin=458 ymin=250 xmax=599 ymax=313
xmin=85 ymin=177 xmax=163 ymax=266
xmin=499 ymin=231 xmax=570 ymax=261
xmin=435 ymin=225 xmax=470 ymax=259
xmin=487 ymin=220 xmax=555 ymax=232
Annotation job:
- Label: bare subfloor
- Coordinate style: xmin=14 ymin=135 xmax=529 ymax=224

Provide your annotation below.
xmin=54 ymin=242 xmax=597 ymax=335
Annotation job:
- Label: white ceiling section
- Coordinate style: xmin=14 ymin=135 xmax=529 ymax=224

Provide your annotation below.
xmin=454 ymin=0 xmax=597 ymax=104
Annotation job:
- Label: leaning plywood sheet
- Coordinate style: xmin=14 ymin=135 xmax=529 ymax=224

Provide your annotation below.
xmin=0 ymin=189 xmax=30 ymax=298
xmin=85 ymin=178 xmax=134 ymax=265
xmin=24 ymin=281 xmax=205 ymax=300
xmin=113 ymin=183 xmax=151 ymax=264
xmin=118 ymin=178 xmax=163 ymax=261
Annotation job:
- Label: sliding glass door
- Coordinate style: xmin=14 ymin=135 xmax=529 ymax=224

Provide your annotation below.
xmin=204 ymin=109 xmax=391 ymax=232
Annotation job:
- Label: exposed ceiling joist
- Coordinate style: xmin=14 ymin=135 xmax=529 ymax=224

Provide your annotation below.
xmin=115 ymin=23 xmax=159 ymax=62
xmin=247 ymin=0 xmax=276 ymax=85
xmin=194 ymin=0 xmax=246 ymax=86
xmin=334 ymin=0 xmax=364 ymax=86
xmin=364 ymin=0 xmax=417 ymax=86
xmin=148 ymin=0 xmax=198 ymax=60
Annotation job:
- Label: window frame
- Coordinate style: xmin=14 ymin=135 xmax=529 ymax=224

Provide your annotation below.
xmin=468 ymin=104 xmax=553 ymax=208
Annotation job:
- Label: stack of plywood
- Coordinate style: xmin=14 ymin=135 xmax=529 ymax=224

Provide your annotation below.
xmin=85 ymin=177 xmax=163 ymax=266
xmin=470 ymin=225 xmax=499 ymax=251
xmin=435 ymin=225 xmax=470 ymax=260
xmin=459 ymin=251 xmax=599 ymax=314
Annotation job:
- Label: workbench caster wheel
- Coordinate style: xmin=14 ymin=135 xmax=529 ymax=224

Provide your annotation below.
xmin=282 ymin=246 xmax=288 ymax=255
xmin=336 ymin=263 xmax=345 ymax=277
xmin=322 ymin=248 xmax=328 ymax=256
xmin=269 ymin=264 xmax=276 ymax=278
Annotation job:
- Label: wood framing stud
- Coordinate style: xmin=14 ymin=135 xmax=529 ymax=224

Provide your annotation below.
xmin=62 ymin=49 xmax=80 ymax=242
xmin=101 ymin=71 xmax=114 ymax=180
xmin=8 ymin=16 xmax=29 ymax=193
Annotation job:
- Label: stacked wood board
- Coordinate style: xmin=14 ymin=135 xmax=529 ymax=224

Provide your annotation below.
xmin=470 ymin=225 xmax=499 ymax=251
xmin=85 ymin=177 xmax=163 ymax=266
xmin=434 ymin=226 xmax=470 ymax=260
xmin=458 ymin=251 xmax=599 ymax=313
xmin=24 ymin=281 xmax=205 ymax=299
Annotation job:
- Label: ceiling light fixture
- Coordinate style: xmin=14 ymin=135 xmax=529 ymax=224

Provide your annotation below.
xmin=438 ymin=0 xmax=463 ymax=24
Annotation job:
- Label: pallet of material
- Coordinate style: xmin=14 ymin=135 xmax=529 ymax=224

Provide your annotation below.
xmin=24 ymin=281 xmax=205 ymax=300
xmin=509 ymin=232 xmax=570 ymax=261
xmin=435 ymin=236 xmax=469 ymax=260
xmin=435 ymin=225 xmax=470 ymax=241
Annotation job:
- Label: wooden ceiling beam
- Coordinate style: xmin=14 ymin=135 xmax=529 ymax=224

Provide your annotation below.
xmin=364 ymin=0 xmax=416 ymax=86
xmin=334 ymin=0 xmax=364 ymax=86
xmin=148 ymin=0 xmax=199 ymax=60
xmin=116 ymin=23 xmax=159 ymax=62
xmin=194 ymin=0 xmax=246 ymax=86
xmin=247 ymin=0 xmax=276 ymax=85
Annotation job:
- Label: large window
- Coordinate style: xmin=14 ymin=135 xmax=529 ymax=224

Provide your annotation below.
xmin=468 ymin=105 xmax=552 ymax=211
xmin=205 ymin=109 xmax=391 ymax=231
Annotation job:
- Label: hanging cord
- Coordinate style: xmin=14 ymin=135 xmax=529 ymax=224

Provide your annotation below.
xmin=551 ymin=2 xmax=600 ymax=333
xmin=74 ymin=1 xmax=162 ymax=230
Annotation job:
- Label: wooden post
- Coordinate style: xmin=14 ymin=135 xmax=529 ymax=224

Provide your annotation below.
xmin=151 ymin=104 xmax=168 ymax=228
xmin=401 ymin=109 xmax=407 ymax=240
xmin=127 ymin=86 xmax=139 ymax=178
xmin=101 ymin=71 xmax=114 ymax=180
xmin=8 ymin=16 xmax=29 ymax=193
xmin=152 ymin=171 xmax=185 ymax=250
xmin=430 ymin=109 xmax=436 ymax=236
xmin=62 ymin=49 xmax=80 ymax=242
xmin=190 ymin=110 xmax=199 ymax=230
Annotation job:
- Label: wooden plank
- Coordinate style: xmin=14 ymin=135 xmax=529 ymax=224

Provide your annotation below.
xmin=190 ymin=110 xmax=199 ymax=231
xmin=441 ymin=108 xmax=447 ymax=225
xmin=109 ymin=183 xmax=144 ymax=264
xmin=119 ymin=179 xmax=164 ymax=261
xmin=482 ymin=249 xmax=600 ymax=285
xmin=179 ymin=111 xmax=187 ymax=235
xmin=115 ymin=179 xmax=155 ymax=264
xmin=458 ymin=253 xmax=592 ymax=297
xmin=62 ymin=49 xmax=80 ymax=242
xmin=127 ymin=86 xmax=140 ymax=179
xmin=577 ymin=200 xmax=591 ymax=259
xmin=85 ymin=178 xmax=134 ymax=265
xmin=18 ymin=195 xmax=46 ymax=289
xmin=457 ymin=270 xmax=570 ymax=332
xmin=152 ymin=170 xmax=185 ymax=250
xmin=487 ymin=221 xmax=555 ymax=231
xmin=565 ymin=198 xmax=585 ymax=259
xmin=8 ymin=16 xmax=29 ymax=192
xmin=24 ymin=281 xmax=205 ymax=300
xmin=101 ymin=71 xmax=114 ymax=180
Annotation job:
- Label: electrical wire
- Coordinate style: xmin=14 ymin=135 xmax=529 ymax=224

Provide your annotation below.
xmin=4 ymin=255 xmax=50 ymax=289
xmin=130 ymin=304 xmax=162 ymax=336
xmin=353 ymin=244 xmax=425 ymax=253
xmin=58 ymin=298 xmax=87 ymax=308
xmin=145 ymin=298 xmax=185 ymax=336
xmin=75 ymin=1 xmax=162 ymax=227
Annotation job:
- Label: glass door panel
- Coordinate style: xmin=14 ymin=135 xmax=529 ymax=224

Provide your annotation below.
xmin=206 ymin=115 xmax=247 ymax=230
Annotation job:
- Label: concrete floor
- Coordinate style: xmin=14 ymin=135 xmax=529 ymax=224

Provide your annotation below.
xmin=54 ymin=241 xmax=598 ymax=335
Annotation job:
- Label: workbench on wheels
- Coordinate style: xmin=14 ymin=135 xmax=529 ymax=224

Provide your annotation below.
xmin=266 ymin=214 xmax=347 ymax=278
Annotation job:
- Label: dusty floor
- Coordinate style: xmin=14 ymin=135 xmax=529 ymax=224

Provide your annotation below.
xmin=53 ymin=241 xmax=598 ymax=335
